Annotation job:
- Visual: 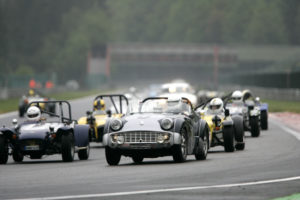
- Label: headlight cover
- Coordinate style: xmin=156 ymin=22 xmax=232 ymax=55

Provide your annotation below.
xmin=110 ymin=119 xmax=123 ymax=131
xmin=160 ymin=118 xmax=173 ymax=130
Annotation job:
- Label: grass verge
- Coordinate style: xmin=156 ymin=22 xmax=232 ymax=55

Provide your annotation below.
xmin=271 ymin=193 xmax=300 ymax=200
xmin=263 ymin=99 xmax=300 ymax=113
xmin=0 ymin=89 xmax=102 ymax=114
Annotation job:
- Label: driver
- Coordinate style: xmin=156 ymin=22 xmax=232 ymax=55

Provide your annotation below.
xmin=231 ymin=90 xmax=243 ymax=104
xmin=93 ymin=99 xmax=106 ymax=114
xmin=208 ymin=98 xmax=224 ymax=115
xmin=28 ymin=89 xmax=36 ymax=97
xmin=26 ymin=106 xmax=41 ymax=122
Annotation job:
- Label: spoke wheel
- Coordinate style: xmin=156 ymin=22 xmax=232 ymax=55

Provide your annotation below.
xmin=173 ymin=127 xmax=188 ymax=163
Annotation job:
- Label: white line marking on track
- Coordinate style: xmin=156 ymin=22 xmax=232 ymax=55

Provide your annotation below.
xmin=270 ymin=118 xmax=300 ymax=141
xmin=7 ymin=176 xmax=300 ymax=200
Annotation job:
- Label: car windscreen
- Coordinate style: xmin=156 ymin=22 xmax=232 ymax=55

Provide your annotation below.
xmin=136 ymin=99 xmax=190 ymax=114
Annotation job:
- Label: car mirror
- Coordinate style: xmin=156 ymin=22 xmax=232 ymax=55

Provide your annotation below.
xmin=86 ymin=111 xmax=92 ymax=116
xmin=12 ymin=118 xmax=18 ymax=125
xmin=225 ymin=109 xmax=230 ymax=117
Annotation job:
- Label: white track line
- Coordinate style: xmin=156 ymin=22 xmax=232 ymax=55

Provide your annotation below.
xmin=7 ymin=176 xmax=300 ymax=200
xmin=270 ymin=118 xmax=300 ymax=141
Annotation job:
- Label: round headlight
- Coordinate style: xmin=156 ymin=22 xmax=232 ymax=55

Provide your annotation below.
xmin=110 ymin=119 xmax=123 ymax=131
xmin=160 ymin=118 xmax=173 ymax=130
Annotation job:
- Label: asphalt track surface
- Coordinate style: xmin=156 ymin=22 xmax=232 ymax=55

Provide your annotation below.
xmin=0 ymin=96 xmax=300 ymax=200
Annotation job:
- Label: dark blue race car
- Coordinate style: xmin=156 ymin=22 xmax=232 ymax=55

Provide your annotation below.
xmin=0 ymin=101 xmax=90 ymax=164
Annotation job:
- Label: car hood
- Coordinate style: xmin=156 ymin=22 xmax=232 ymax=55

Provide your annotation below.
xmin=119 ymin=113 xmax=175 ymax=132
xmin=18 ymin=123 xmax=63 ymax=140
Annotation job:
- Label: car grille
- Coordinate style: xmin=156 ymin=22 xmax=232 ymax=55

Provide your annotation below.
xmin=121 ymin=131 xmax=160 ymax=143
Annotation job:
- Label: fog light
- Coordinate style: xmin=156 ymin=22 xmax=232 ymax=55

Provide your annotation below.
xmin=157 ymin=135 xmax=164 ymax=143
xmin=163 ymin=133 xmax=170 ymax=140
xmin=117 ymin=136 xmax=124 ymax=144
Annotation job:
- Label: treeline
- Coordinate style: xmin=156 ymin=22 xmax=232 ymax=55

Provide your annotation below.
xmin=0 ymin=0 xmax=299 ymax=83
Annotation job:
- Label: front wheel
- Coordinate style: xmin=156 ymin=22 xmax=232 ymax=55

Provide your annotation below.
xmin=173 ymin=128 xmax=188 ymax=163
xmin=12 ymin=150 xmax=24 ymax=162
xmin=78 ymin=144 xmax=90 ymax=160
xmin=261 ymin=111 xmax=268 ymax=130
xmin=105 ymin=147 xmax=121 ymax=165
xmin=250 ymin=116 xmax=260 ymax=137
xmin=61 ymin=133 xmax=75 ymax=162
xmin=0 ymin=136 xmax=8 ymax=164
xmin=195 ymin=129 xmax=208 ymax=160
xmin=232 ymin=115 xmax=245 ymax=151
xmin=223 ymin=126 xmax=235 ymax=152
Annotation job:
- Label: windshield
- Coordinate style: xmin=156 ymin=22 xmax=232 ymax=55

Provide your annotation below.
xmin=128 ymin=99 xmax=191 ymax=114
xmin=162 ymin=86 xmax=191 ymax=93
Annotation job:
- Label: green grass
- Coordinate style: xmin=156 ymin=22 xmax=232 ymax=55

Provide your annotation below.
xmin=0 ymin=89 xmax=102 ymax=114
xmin=263 ymin=99 xmax=300 ymax=113
xmin=271 ymin=193 xmax=300 ymax=200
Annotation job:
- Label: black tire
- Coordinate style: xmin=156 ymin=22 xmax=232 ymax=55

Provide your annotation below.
xmin=232 ymin=115 xmax=245 ymax=151
xmin=250 ymin=116 xmax=260 ymax=137
xmin=78 ymin=144 xmax=90 ymax=160
xmin=195 ymin=128 xmax=208 ymax=160
xmin=12 ymin=150 xmax=24 ymax=162
xmin=235 ymin=143 xmax=245 ymax=150
xmin=223 ymin=126 xmax=235 ymax=152
xmin=19 ymin=108 xmax=24 ymax=117
xmin=0 ymin=136 xmax=8 ymax=164
xmin=105 ymin=146 xmax=121 ymax=166
xmin=261 ymin=110 xmax=268 ymax=130
xmin=173 ymin=127 xmax=188 ymax=163
xmin=132 ymin=155 xmax=144 ymax=164
xmin=61 ymin=133 xmax=75 ymax=162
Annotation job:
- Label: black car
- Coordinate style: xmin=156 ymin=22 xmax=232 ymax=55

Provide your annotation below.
xmin=0 ymin=101 xmax=90 ymax=164
xmin=102 ymin=97 xmax=210 ymax=165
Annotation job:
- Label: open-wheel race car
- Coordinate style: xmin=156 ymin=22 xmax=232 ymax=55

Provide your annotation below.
xmin=78 ymin=94 xmax=129 ymax=143
xmin=103 ymin=97 xmax=210 ymax=165
xmin=225 ymin=90 xmax=261 ymax=137
xmin=19 ymin=89 xmax=56 ymax=117
xmin=0 ymin=101 xmax=90 ymax=164
xmin=196 ymin=97 xmax=245 ymax=152
xmin=254 ymin=97 xmax=268 ymax=130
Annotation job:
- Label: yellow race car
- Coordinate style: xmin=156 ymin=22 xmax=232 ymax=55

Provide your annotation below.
xmin=78 ymin=94 xmax=129 ymax=143
xmin=196 ymin=97 xmax=245 ymax=152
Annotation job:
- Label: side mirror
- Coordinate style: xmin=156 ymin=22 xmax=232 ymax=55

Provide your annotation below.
xmin=86 ymin=111 xmax=92 ymax=115
xmin=225 ymin=109 xmax=230 ymax=117
xmin=106 ymin=110 xmax=112 ymax=117
xmin=12 ymin=118 xmax=18 ymax=125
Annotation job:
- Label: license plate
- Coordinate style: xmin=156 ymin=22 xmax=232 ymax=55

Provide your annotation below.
xmin=25 ymin=145 xmax=40 ymax=150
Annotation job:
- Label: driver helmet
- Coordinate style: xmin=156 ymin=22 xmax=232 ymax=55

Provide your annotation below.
xmin=231 ymin=90 xmax=243 ymax=103
xmin=26 ymin=106 xmax=41 ymax=121
xmin=209 ymin=98 xmax=223 ymax=114
xmin=93 ymin=99 xmax=105 ymax=111
xmin=28 ymin=89 xmax=35 ymax=96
